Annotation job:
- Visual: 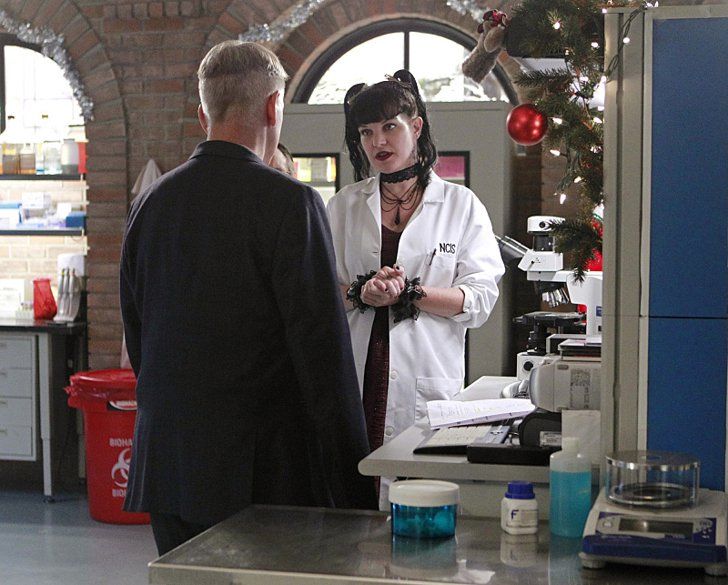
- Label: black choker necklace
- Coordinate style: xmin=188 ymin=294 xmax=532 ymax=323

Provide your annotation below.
xmin=381 ymin=164 xmax=418 ymax=183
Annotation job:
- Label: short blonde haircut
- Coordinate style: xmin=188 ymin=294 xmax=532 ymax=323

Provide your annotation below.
xmin=198 ymin=41 xmax=288 ymax=125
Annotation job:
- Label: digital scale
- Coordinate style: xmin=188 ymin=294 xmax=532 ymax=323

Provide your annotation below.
xmin=580 ymin=451 xmax=728 ymax=576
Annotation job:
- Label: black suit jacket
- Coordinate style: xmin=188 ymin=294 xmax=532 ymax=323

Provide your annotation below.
xmin=120 ymin=141 xmax=376 ymax=525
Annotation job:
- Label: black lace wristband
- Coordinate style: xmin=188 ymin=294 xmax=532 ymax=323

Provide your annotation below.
xmin=346 ymin=270 xmax=377 ymax=312
xmin=392 ymin=277 xmax=427 ymax=323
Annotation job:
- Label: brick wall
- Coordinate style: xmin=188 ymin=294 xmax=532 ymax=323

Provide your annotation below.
xmin=0 ymin=179 xmax=87 ymax=285
xmin=0 ymin=0 xmax=539 ymax=369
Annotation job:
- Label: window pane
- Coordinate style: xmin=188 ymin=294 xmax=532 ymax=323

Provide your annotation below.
xmin=292 ymin=155 xmax=337 ymax=205
xmin=409 ymin=32 xmax=508 ymax=102
xmin=308 ymin=33 xmax=405 ymax=105
xmin=4 ymin=45 xmax=84 ymax=140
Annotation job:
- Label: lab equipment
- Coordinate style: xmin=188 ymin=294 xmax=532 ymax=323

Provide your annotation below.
xmin=549 ymin=437 xmax=591 ymax=537
xmin=389 ymin=480 xmax=459 ymax=538
xmin=54 ymin=268 xmax=82 ymax=323
xmin=497 ymin=216 xmax=603 ymax=337
xmin=581 ymin=452 xmax=726 ymax=576
xmin=528 ymin=353 xmax=600 ymax=413
xmin=414 ymin=422 xmax=511 ymax=455
xmin=498 ymin=217 xmax=604 ymax=449
xmin=501 ymin=481 xmax=539 ymax=535
xmin=606 ymin=450 xmax=699 ymax=508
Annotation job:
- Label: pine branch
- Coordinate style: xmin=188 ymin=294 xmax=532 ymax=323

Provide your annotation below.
xmin=549 ymin=217 xmax=602 ymax=281
xmin=514 ymin=69 xmax=572 ymax=89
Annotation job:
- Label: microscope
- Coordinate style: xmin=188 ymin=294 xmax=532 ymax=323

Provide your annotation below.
xmin=496 ymin=216 xmax=603 ymax=448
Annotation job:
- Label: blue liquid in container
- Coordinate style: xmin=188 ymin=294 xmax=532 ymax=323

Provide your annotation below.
xmin=391 ymin=504 xmax=457 ymax=538
xmin=549 ymin=470 xmax=591 ymax=537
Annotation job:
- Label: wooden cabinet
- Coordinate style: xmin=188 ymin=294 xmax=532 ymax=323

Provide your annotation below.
xmin=0 ymin=335 xmax=37 ymax=459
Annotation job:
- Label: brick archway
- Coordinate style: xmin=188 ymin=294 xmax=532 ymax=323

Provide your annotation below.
xmin=185 ymin=0 xmax=524 ymax=153
xmin=1 ymin=1 xmax=128 ymax=369
xmin=203 ymin=0 xmax=519 ymax=95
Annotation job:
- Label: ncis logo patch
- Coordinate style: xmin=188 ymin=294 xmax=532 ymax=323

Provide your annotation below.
xmin=439 ymin=242 xmax=456 ymax=254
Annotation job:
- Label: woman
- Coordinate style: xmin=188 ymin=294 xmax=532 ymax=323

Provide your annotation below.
xmin=326 ymin=70 xmax=505 ymax=506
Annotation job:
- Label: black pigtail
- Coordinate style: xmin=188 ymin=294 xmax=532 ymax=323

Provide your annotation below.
xmin=344 ymin=82 xmax=369 ymax=181
xmin=392 ymin=70 xmax=436 ymax=189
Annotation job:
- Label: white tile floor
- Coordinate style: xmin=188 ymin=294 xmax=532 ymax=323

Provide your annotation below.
xmin=0 ymin=489 xmax=156 ymax=585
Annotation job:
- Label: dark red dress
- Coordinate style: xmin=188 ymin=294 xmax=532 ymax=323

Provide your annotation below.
xmin=362 ymin=225 xmax=402 ymax=452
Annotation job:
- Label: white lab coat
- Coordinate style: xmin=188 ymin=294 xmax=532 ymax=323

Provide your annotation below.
xmin=327 ymin=172 xmax=505 ymax=507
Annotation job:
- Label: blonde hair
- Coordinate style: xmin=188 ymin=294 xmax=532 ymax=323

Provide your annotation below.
xmin=198 ymin=41 xmax=288 ymax=125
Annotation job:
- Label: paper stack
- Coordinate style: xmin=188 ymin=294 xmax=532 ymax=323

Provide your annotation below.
xmin=427 ymin=398 xmax=535 ymax=430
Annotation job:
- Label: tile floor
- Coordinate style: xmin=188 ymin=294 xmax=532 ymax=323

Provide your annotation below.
xmin=0 ymin=488 xmax=156 ymax=585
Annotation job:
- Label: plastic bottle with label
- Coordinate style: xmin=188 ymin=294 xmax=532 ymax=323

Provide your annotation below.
xmin=501 ymin=480 xmax=539 ymax=535
xmin=549 ymin=437 xmax=592 ymax=537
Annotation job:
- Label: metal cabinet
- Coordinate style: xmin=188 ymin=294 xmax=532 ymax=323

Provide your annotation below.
xmin=0 ymin=335 xmax=37 ymax=459
xmin=0 ymin=323 xmax=86 ymax=498
xmin=602 ymin=5 xmax=728 ymax=489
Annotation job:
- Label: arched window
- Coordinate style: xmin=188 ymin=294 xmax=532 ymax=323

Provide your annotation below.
xmin=1 ymin=34 xmax=84 ymax=137
xmin=293 ymin=19 xmax=517 ymax=105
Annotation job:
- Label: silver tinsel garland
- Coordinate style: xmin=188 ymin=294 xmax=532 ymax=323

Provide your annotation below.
xmin=0 ymin=9 xmax=94 ymax=121
xmin=240 ymin=0 xmax=484 ymax=44
xmin=446 ymin=0 xmax=487 ymax=21
xmin=239 ymin=0 xmax=328 ymax=43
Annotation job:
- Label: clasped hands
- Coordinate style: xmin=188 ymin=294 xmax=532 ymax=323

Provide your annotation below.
xmin=360 ymin=265 xmax=406 ymax=307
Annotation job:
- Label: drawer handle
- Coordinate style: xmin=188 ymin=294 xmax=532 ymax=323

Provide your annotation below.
xmin=0 ymin=370 xmax=7 ymax=376
xmin=0 ymin=429 xmax=7 ymax=436
xmin=0 ymin=400 xmax=7 ymax=406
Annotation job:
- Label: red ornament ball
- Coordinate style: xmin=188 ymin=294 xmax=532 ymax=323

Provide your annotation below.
xmin=506 ymin=104 xmax=548 ymax=146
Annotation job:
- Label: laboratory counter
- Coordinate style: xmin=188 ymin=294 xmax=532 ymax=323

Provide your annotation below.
xmin=359 ymin=376 xmax=553 ymax=518
xmin=0 ymin=317 xmax=86 ymax=334
xmin=148 ymin=505 xmax=716 ymax=585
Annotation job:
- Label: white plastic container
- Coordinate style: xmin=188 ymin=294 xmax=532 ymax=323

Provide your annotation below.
xmin=501 ymin=481 xmax=538 ymax=535
xmin=549 ymin=437 xmax=592 ymax=537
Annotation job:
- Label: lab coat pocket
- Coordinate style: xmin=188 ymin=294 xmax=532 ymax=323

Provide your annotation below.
xmin=424 ymin=254 xmax=456 ymax=288
xmin=414 ymin=377 xmax=463 ymax=422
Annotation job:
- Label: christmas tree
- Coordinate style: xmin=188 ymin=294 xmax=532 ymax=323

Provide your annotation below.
xmin=507 ymin=0 xmax=649 ymax=279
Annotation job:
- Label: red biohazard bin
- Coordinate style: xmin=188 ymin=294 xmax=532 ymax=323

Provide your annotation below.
xmin=66 ymin=369 xmax=149 ymax=525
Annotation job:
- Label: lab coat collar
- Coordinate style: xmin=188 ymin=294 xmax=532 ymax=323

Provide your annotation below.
xmin=360 ymin=171 xmax=446 ymax=204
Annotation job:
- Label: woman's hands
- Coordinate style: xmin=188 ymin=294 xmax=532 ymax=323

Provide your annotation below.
xmin=360 ymin=265 xmax=406 ymax=307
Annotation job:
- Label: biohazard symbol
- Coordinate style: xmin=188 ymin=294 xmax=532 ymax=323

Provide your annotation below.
xmin=111 ymin=447 xmax=131 ymax=488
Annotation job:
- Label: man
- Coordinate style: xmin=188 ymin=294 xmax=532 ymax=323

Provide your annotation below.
xmin=120 ymin=41 xmax=376 ymax=555
xmin=270 ymin=142 xmax=295 ymax=176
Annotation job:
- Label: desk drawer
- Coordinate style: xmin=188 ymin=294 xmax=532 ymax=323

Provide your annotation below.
xmin=0 ymin=367 xmax=33 ymax=398
xmin=0 ymin=397 xmax=32 ymax=426
xmin=0 ymin=425 xmax=32 ymax=457
xmin=0 ymin=337 xmax=34 ymax=368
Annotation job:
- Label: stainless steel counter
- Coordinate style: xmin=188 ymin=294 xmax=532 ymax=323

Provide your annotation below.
xmin=149 ymin=505 xmax=714 ymax=585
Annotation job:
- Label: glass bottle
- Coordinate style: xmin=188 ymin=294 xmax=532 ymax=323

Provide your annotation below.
xmin=1 ymin=115 xmax=21 ymax=175
xmin=19 ymin=141 xmax=36 ymax=174
xmin=35 ymin=114 xmax=47 ymax=174
xmin=40 ymin=114 xmax=62 ymax=175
